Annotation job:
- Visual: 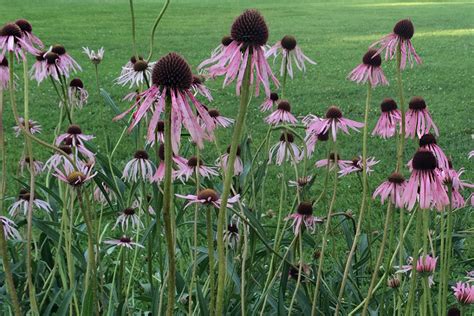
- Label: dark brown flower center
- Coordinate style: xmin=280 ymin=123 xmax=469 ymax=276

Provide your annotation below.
xmin=297 ymin=202 xmax=313 ymax=216
xmin=157 ymin=120 xmax=165 ymax=132
xmin=408 ymin=96 xmax=426 ymax=110
xmin=67 ymin=124 xmax=82 ymax=135
xmin=45 ymin=52 xmax=59 ymax=65
xmin=419 ymin=133 xmax=436 ymax=147
xmin=227 ymin=223 xmax=239 ymax=233
xmin=69 ymin=78 xmax=84 ymax=88
xmin=192 ymin=75 xmax=203 ymax=85
xmin=277 ymin=100 xmax=291 ymax=112
xmin=412 ymin=150 xmax=437 ymax=171
xmin=120 ymin=236 xmax=131 ymax=243
xmin=133 ymin=60 xmax=148 ymax=72
xmin=0 ymin=23 xmax=22 ymax=38
xmin=317 ymin=131 xmax=329 ymax=141
xmin=52 ymin=44 xmax=66 ymax=56
xmin=226 ymin=145 xmax=241 ymax=156
xmin=325 ymin=106 xmax=342 ymax=119
xmin=388 ymin=172 xmax=405 ymax=184
xmin=197 ymin=189 xmax=219 ymax=202
xmin=123 ymin=208 xmax=135 ymax=216
xmin=15 ymin=19 xmax=32 ymax=33
xmin=187 ymin=156 xmax=201 ymax=167
xmin=0 ymin=57 xmax=8 ymax=67
xmin=329 ymin=152 xmax=340 ymax=161
xmin=152 ymin=52 xmax=193 ymax=90
xmin=280 ymin=132 xmax=294 ymax=143
xmin=67 ymin=171 xmax=86 ymax=186
xmin=130 ymin=55 xmax=143 ymax=64
xmin=230 ymin=9 xmax=268 ymax=46
xmin=380 ymin=98 xmax=397 ymax=112
xmin=281 ymin=35 xmax=297 ymax=51
xmin=158 ymin=144 xmax=165 ymax=161
xmin=270 ymin=92 xmax=279 ymax=101
xmin=393 ymin=19 xmax=414 ymax=40
xmin=221 ymin=35 xmax=233 ymax=46
xmin=35 ymin=51 xmax=46 ymax=62
xmin=59 ymin=145 xmax=72 ymax=155
xmin=208 ymin=109 xmax=220 ymax=118
xmin=134 ymin=150 xmax=149 ymax=160
xmin=362 ymin=49 xmax=382 ymax=67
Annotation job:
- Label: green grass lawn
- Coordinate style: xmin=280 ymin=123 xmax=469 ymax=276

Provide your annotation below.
xmin=1 ymin=0 xmax=473 ymax=313
xmin=2 ymin=0 xmax=473 ymax=208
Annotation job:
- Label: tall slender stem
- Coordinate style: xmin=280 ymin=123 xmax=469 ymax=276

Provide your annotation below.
xmin=206 ymin=206 xmax=215 ymax=316
xmin=94 ymin=64 xmax=100 ymax=95
xmin=147 ymin=0 xmax=171 ymax=61
xmin=162 ymin=95 xmax=176 ymax=315
xmin=215 ymin=55 xmax=252 ymax=315
xmin=395 ymin=43 xmax=406 ymax=172
xmin=335 ymin=83 xmax=372 ymax=314
xmin=311 ymin=141 xmax=338 ymax=316
xmin=405 ymin=210 xmax=422 ymax=316
xmin=129 ymin=0 xmax=138 ymax=57
xmin=442 ymin=186 xmax=453 ymax=314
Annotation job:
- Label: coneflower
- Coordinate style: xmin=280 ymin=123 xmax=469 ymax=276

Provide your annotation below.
xmin=205 ymin=108 xmax=234 ymax=129
xmin=285 ymin=202 xmax=323 ymax=235
xmin=452 ymin=282 xmax=474 ymax=305
xmin=174 ymin=156 xmax=218 ymax=182
xmin=19 ymin=156 xmax=44 ymax=175
xmin=405 ymin=96 xmax=438 ymax=139
xmin=30 ymin=51 xmax=62 ymax=83
xmin=315 ymin=152 xmax=351 ymax=170
xmin=115 ymin=52 xmax=216 ymax=148
xmin=339 ymin=156 xmax=379 ymax=177
xmin=8 ymin=189 xmax=51 ymax=217
xmin=122 ymin=150 xmax=154 ymax=182
xmin=371 ymin=19 xmax=422 ymax=69
xmin=199 ymin=9 xmax=279 ymax=97
xmin=372 ymin=98 xmax=401 ymax=138
xmin=13 ymin=117 xmax=41 ymax=137
xmin=15 ymin=19 xmax=43 ymax=48
xmin=373 ymin=172 xmax=407 ymax=208
xmin=0 ymin=216 xmax=21 ymax=240
xmin=216 ymin=145 xmax=243 ymax=176
xmin=82 ymin=47 xmax=104 ymax=65
xmin=265 ymin=100 xmax=298 ymax=125
xmin=259 ymin=92 xmax=279 ymax=112
xmin=0 ymin=57 xmax=9 ymax=89
xmin=348 ymin=49 xmax=388 ymax=86
xmin=191 ymin=74 xmax=213 ymax=101
xmin=0 ymin=22 xmax=39 ymax=60
xmin=49 ymin=44 xmax=81 ymax=75
xmin=54 ymin=162 xmax=96 ymax=187
xmin=266 ymin=35 xmax=316 ymax=79
xmin=55 ymin=125 xmax=95 ymax=160
xmin=113 ymin=207 xmax=143 ymax=231
xmin=67 ymin=78 xmax=89 ymax=109
xmin=104 ymin=236 xmax=144 ymax=250
xmin=176 ymin=188 xmax=240 ymax=209
xmin=44 ymin=145 xmax=75 ymax=173
xmin=268 ymin=132 xmax=302 ymax=165
xmin=116 ymin=57 xmax=154 ymax=88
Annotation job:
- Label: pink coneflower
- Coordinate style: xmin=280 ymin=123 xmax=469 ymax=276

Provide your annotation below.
xmin=198 ymin=9 xmax=279 ymax=97
xmin=339 ymin=156 xmax=379 ymax=177
xmin=387 ymin=276 xmax=401 ymax=289
xmin=116 ymin=58 xmax=154 ymax=88
xmin=416 ymin=133 xmax=449 ymax=170
xmin=370 ymin=19 xmax=421 ymax=69
xmin=67 ymin=78 xmax=89 ymax=109
xmin=13 ymin=117 xmax=41 ymax=137
xmin=442 ymin=161 xmax=474 ymax=208
xmin=223 ymin=215 xmax=242 ymax=249
xmin=0 ymin=22 xmax=39 ymax=60
xmin=104 ymin=236 xmax=144 ymax=250
xmin=191 ymin=75 xmax=213 ymax=101
xmin=373 ymin=172 xmax=407 ymax=208
xmin=260 ymin=92 xmax=279 ymax=112
xmin=304 ymin=115 xmax=330 ymax=155
xmin=306 ymin=106 xmax=364 ymax=142
xmin=132 ymin=198 xmax=155 ymax=216
xmin=452 ymin=282 xmax=474 ymax=305
xmin=55 ymin=125 xmax=95 ymax=159
xmin=93 ymin=182 xmax=116 ymax=205
xmin=206 ymin=108 xmax=234 ymax=128
xmin=54 ymin=162 xmax=96 ymax=187
xmin=416 ymin=254 xmax=437 ymax=274
xmin=315 ymin=152 xmax=351 ymax=170
xmin=19 ymin=156 xmax=43 ymax=175
xmin=209 ymin=35 xmax=233 ymax=58
xmin=0 ymin=216 xmax=21 ymax=240
xmin=265 ymin=100 xmax=298 ymax=125
xmin=174 ymin=156 xmax=218 ymax=182
xmin=15 ymin=19 xmax=43 ymax=49
xmin=30 ymin=51 xmax=62 ymax=83
xmin=0 ymin=57 xmax=9 ymax=89
xmin=122 ymin=150 xmax=154 ymax=182
xmin=8 ymin=189 xmax=51 ymax=217
xmin=405 ymin=96 xmax=438 ymax=139
xmin=348 ymin=49 xmax=388 ymax=86
xmin=266 ymin=35 xmax=316 ymax=79
xmin=118 ymin=55 xmax=143 ymax=77
xmin=150 ymin=144 xmax=183 ymax=183
xmin=44 ymin=145 xmax=75 ymax=173
xmin=402 ymin=149 xmax=449 ymax=211
xmin=176 ymin=188 xmax=240 ymax=209
xmin=146 ymin=120 xmax=165 ymax=147
xmin=285 ymin=202 xmax=323 ymax=235
xmin=269 ymin=132 xmax=302 ymax=165
xmin=115 ymin=53 xmax=215 ymax=149
xmin=48 ymin=44 xmax=81 ymax=75
xmin=372 ymin=98 xmax=402 ymax=138
xmin=288 ymin=176 xmax=313 ymax=190
xmin=82 ymin=47 xmax=104 ymax=65
xmin=113 ymin=207 xmax=143 ymax=231
xmin=216 ymin=145 xmax=244 ymax=176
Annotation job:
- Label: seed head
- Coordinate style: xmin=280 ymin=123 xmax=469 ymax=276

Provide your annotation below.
xmin=52 ymin=44 xmax=66 ymax=55
xmin=69 ymin=78 xmax=84 ymax=89
xmin=408 ymin=96 xmax=426 ymax=110
xmin=277 ymin=100 xmax=291 ymax=112
xmin=279 ymin=132 xmax=294 ymax=143
xmin=393 ymin=19 xmax=415 ymax=40
xmin=133 ymin=60 xmax=148 ymax=72
xmin=281 ymin=35 xmax=297 ymax=51
xmin=197 ymin=189 xmax=219 ymax=203
xmin=269 ymin=92 xmax=279 ymax=101
xmin=67 ymin=125 xmax=82 ymax=135
xmin=134 ymin=150 xmax=149 ymax=160
xmin=231 ymin=9 xmax=268 ymax=46
xmin=152 ymin=52 xmax=193 ymax=90
xmin=66 ymin=171 xmax=86 ymax=186
xmin=325 ymin=106 xmax=342 ymax=119
xmin=0 ymin=23 xmax=22 ymax=39
xmin=419 ymin=133 xmax=437 ymax=147
xmin=362 ymin=49 xmax=382 ymax=67
xmin=412 ymin=150 xmax=437 ymax=171
xmin=15 ymin=19 xmax=32 ymax=33
xmin=388 ymin=172 xmax=405 ymax=184
xmin=297 ymin=202 xmax=313 ymax=216
xmin=380 ymin=98 xmax=398 ymax=112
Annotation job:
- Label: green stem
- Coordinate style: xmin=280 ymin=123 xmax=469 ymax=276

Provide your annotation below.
xmin=162 ymin=95 xmax=176 ymax=315
xmin=129 ymin=0 xmax=138 ymax=57
xmin=215 ymin=53 xmax=252 ymax=315
xmin=362 ymin=202 xmax=393 ymax=315
xmin=147 ymin=0 xmax=171 ymax=61
xmin=395 ymin=42 xmax=406 ymax=172
xmin=335 ymin=83 xmax=372 ymax=314
xmin=206 ymin=206 xmax=215 ymax=316
xmin=405 ymin=210 xmax=422 ymax=316
xmin=281 ymin=55 xmax=288 ymax=99
xmin=189 ymin=147 xmax=200 ymax=315
xmin=311 ymin=141 xmax=338 ymax=316
xmin=442 ymin=187 xmax=454 ymax=314
xmin=288 ymin=230 xmax=303 ymax=314
xmin=94 ymin=64 xmax=100 ymax=95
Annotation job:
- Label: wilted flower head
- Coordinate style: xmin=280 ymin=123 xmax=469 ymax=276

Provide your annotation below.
xmin=13 ymin=117 xmax=41 ymax=137
xmin=0 ymin=22 xmax=39 ymax=60
xmin=115 ymin=52 xmax=215 ymax=149
xmin=176 ymin=188 xmax=240 ymax=209
xmin=199 ymin=9 xmax=279 ymax=97
xmin=405 ymin=96 xmax=438 ymax=139
xmin=402 ymin=149 xmax=449 ymax=211
xmin=285 ymin=201 xmax=323 ymax=235
xmin=216 ymin=145 xmax=243 ymax=176
xmin=348 ymin=49 xmax=388 ymax=86
xmin=174 ymin=156 xmax=218 ymax=182
xmin=104 ymin=236 xmax=144 ymax=250
xmin=373 ymin=172 xmax=406 ymax=208
xmin=265 ymin=100 xmax=298 ymax=125
xmin=306 ymin=106 xmax=364 ymax=142
xmin=82 ymin=47 xmax=104 ymax=64
xmin=8 ymin=189 xmax=52 ymax=217
xmin=289 ymin=176 xmax=313 ymax=189
xmin=67 ymin=78 xmax=89 ymax=109
xmin=266 ymin=34 xmax=316 ymax=79
xmin=0 ymin=216 xmax=21 ymax=240
xmin=370 ymin=19 xmax=421 ymax=69
xmin=206 ymin=108 xmax=234 ymax=128
xmin=19 ymin=156 xmax=44 ymax=175
xmin=339 ymin=156 xmax=379 ymax=177
xmin=372 ymin=98 xmax=401 ymax=139
xmin=387 ymin=276 xmax=401 ymax=289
